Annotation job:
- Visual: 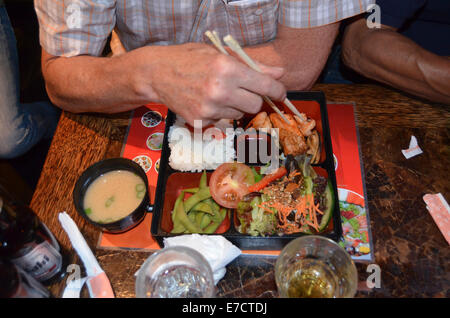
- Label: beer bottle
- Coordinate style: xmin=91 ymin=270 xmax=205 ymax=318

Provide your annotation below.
xmin=0 ymin=193 xmax=69 ymax=285
xmin=0 ymin=259 xmax=52 ymax=298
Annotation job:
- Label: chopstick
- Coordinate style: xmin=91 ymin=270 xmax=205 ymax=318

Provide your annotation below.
xmin=205 ymin=30 xmax=228 ymax=55
xmin=205 ymin=31 xmax=289 ymax=124
xmin=222 ymin=35 xmax=306 ymax=123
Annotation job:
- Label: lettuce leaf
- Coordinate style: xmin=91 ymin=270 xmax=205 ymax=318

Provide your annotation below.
xmin=237 ymin=196 xmax=277 ymax=236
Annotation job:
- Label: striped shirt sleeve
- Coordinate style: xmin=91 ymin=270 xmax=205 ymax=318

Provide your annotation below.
xmin=34 ymin=0 xmax=116 ymax=57
xmin=279 ymin=0 xmax=376 ymax=28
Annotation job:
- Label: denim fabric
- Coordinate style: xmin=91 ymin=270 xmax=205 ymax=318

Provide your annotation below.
xmin=0 ymin=5 xmax=59 ymax=159
xmin=320 ymin=45 xmax=355 ymax=84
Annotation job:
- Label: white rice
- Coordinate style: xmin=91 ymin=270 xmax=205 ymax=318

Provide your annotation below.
xmin=168 ymin=117 xmax=236 ymax=172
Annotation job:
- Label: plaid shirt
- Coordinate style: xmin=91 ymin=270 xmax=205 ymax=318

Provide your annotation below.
xmin=35 ymin=0 xmax=374 ymax=57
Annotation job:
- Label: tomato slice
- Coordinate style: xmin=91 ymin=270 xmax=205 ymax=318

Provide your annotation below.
xmin=209 ymin=162 xmax=255 ymax=209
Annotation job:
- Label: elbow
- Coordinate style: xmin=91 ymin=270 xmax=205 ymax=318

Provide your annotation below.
xmin=42 ymin=72 xmax=72 ymax=113
xmin=341 ymin=32 xmax=359 ymax=72
xmin=45 ymin=82 xmax=89 ymax=114
xmin=45 ymin=84 xmax=63 ymax=110
xmin=45 ymin=83 xmax=77 ymax=113
xmin=300 ymin=73 xmax=318 ymax=90
xmin=42 ymin=54 xmax=89 ymax=114
xmin=341 ymin=41 xmax=353 ymax=69
xmin=284 ymin=66 xmax=324 ymax=91
xmin=283 ymin=72 xmax=316 ymax=91
xmin=341 ymin=39 xmax=363 ymax=74
xmin=341 ymin=19 xmax=368 ymax=72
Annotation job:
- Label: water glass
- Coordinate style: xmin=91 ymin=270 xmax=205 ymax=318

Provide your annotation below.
xmin=135 ymin=246 xmax=215 ymax=298
xmin=275 ymin=236 xmax=358 ymax=298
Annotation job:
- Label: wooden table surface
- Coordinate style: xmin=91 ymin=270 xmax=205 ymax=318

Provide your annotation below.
xmin=30 ymin=84 xmax=450 ymax=298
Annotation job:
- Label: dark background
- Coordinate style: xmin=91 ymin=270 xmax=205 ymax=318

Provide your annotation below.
xmin=1 ymin=0 xmax=51 ymax=203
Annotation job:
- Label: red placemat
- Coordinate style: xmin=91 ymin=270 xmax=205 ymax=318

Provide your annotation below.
xmin=328 ymin=104 xmax=373 ymax=262
xmin=98 ymin=103 xmax=374 ymax=262
xmin=98 ymin=105 xmax=166 ymax=250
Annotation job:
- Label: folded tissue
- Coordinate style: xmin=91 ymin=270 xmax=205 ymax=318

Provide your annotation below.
xmin=58 ymin=212 xmax=115 ymax=298
xmin=163 ymin=234 xmax=241 ymax=285
xmin=402 ymin=135 xmax=423 ymax=159
xmin=423 ymin=193 xmax=450 ymax=245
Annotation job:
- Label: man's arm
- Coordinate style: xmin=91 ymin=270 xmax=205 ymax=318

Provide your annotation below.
xmin=41 ymin=23 xmax=339 ymax=123
xmin=41 ymin=50 xmax=146 ymax=114
xmin=42 ymin=43 xmax=286 ymax=126
xmin=342 ymin=18 xmax=450 ymax=104
xmin=245 ymin=23 xmax=340 ymax=90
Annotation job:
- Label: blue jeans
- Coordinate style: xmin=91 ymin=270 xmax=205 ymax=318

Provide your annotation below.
xmin=0 ymin=5 xmax=59 ymax=159
xmin=320 ymin=44 xmax=371 ymax=84
xmin=320 ymin=45 xmax=354 ymax=84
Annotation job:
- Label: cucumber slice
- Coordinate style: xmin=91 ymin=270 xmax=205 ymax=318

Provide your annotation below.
xmin=318 ymin=180 xmax=335 ymax=231
xmin=304 ymin=176 xmax=313 ymax=195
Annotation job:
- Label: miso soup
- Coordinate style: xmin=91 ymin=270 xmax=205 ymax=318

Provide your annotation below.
xmin=83 ymin=170 xmax=146 ymax=223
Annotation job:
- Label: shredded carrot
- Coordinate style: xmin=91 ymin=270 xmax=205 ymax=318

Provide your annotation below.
xmin=257 ymin=191 xmax=324 ymax=234
xmin=314 ymin=203 xmax=324 ymax=215
xmin=288 ymin=170 xmax=302 ymax=178
xmin=248 ymin=167 xmax=287 ymax=192
xmin=257 ymin=203 xmax=275 ymax=215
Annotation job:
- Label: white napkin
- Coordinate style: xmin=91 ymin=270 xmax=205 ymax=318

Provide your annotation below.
xmin=423 ymin=193 xmax=450 ymax=245
xmin=402 ymin=135 xmax=423 ymax=159
xmin=62 ymin=277 xmax=88 ymax=298
xmin=163 ymin=234 xmax=241 ymax=285
xmin=58 ymin=212 xmax=114 ymax=298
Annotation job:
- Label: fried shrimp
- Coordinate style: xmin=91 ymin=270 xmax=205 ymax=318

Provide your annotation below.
xmin=246 ymin=110 xmax=320 ymax=160
xmin=245 ymin=111 xmax=272 ymax=130
xmin=269 ymin=113 xmax=308 ymax=156
xmin=294 ymin=114 xmax=316 ymax=137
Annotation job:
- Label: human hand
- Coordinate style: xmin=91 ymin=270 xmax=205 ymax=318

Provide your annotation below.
xmin=134 ymin=43 xmax=286 ymax=127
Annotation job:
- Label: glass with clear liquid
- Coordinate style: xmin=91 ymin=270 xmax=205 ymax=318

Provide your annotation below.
xmin=135 ymin=246 xmax=215 ymax=298
xmin=275 ymin=236 xmax=357 ymax=298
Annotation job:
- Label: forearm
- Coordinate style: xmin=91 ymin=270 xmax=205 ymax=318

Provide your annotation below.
xmin=342 ymin=19 xmax=450 ymax=104
xmin=244 ymin=23 xmax=340 ymax=90
xmin=42 ymin=43 xmax=286 ymax=122
xmin=42 ymin=48 xmax=159 ymax=113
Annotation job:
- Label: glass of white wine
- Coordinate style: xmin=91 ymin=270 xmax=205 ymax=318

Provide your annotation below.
xmin=275 ymin=236 xmax=358 ymax=298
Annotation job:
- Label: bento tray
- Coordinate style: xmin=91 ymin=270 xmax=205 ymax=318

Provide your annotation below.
xmin=151 ymin=91 xmax=342 ymax=250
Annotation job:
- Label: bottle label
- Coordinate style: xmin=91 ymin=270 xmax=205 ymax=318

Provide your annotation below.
xmin=11 ymin=241 xmax=63 ymax=282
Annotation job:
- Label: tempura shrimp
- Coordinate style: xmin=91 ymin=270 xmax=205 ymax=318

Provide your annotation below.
xmin=269 ymin=113 xmax=308 ymax=156
xmin=294 ymin=114 xmax=316 ymax=137
xmin=246 ymin=111 xmax=272 ymax=130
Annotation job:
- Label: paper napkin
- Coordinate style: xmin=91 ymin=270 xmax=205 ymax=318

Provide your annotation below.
xmin=163 ymin=234 xmax=241 ymax=285
xmin=423 ymin=193 xmax=450 ymax=245
xmin=58 ymin=212 xmax=115 ymax=298
xmin=402 ymin=135 xmax=423 ymax=159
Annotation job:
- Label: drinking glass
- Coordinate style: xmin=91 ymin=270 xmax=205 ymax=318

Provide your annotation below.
xmin=135 ymin=246 xmax=215 ymax=298
xmin=275 ymin=236 xmax=358 ymax=298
